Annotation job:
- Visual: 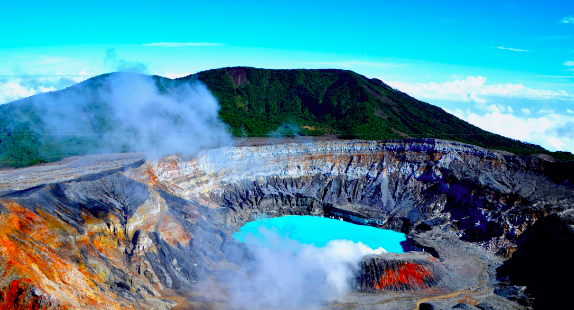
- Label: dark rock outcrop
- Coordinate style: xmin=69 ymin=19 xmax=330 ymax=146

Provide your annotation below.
xmin=496 ymin=209 xmax=574 ymax=308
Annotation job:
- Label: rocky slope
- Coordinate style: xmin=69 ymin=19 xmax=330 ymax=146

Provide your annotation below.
xmin=0 ymin=139 xmax=572 ymax=309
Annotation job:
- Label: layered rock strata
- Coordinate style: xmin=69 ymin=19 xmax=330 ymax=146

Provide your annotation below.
xmin=0 ymin=139 xmax=572 ymax=309
xmin=128 ymin=139 xmax=574 ymax=255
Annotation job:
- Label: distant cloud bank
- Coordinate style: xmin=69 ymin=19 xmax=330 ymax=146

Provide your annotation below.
xmin=463 ymin=111 xmax=574 ymax=154
xmin=387 ymin=76 xmax=571 ymax=103
xmin=0 ymin=81 xmax=53 ymax=104
xmin=0 ymin=75 xmax=89 ymax=105
xmin=389 ymin=76 xmax=574 ymax=153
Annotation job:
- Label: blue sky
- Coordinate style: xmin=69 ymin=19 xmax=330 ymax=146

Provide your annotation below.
xmin=1 ymin=0 xmax=573 ymax=152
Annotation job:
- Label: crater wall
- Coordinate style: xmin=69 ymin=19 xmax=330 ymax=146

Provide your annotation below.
xmin=0 ymin=139 xmax=572 ymax=309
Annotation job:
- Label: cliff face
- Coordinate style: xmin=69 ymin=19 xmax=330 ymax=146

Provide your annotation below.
xmin=0 ymin=139 xmax=572 ymax=309
xmin=129 ymin=139 xmax=573 ymax=254
xmin=496 ymin=208 xmax=574 ymax=308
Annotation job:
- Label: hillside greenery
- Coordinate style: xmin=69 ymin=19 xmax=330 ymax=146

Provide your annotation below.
xmin=0 ymin=67 xmax=572 ymax=168
xmin=194 ymin=67 xmax=572 ymax=160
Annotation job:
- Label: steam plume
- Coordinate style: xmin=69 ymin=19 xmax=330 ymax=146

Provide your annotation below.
xmin=27 ymin=72 xmax=233 ymax=158
xmin=223 ymin=226 xmax=385 ymax=309
xmin=105 ymin=48 xmax=148 ymax=74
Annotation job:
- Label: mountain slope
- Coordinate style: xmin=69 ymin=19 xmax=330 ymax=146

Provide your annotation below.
xmin=0 ymin=67 xmax=571 ymax=167
xmin=195 ymin=67 xmax=546 ymax=152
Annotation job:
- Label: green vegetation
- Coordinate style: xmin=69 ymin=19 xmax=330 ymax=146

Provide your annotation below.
xmin=0 ymin=67 xmax=572 ymax=168
xmin=195 ymin=67 xmax=572 ymax=160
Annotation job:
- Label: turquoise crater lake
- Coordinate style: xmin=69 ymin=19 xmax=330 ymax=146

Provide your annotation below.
xmin=233 ymin=216 xmax=406 ymax=253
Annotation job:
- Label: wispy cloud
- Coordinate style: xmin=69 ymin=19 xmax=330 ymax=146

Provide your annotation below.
xmin=564 ymin=61 xmax=574 ymax=66
xmin=531 ymin=75 xmax=574 ymax=78
xmin=143 ymin=42 xmax=224 ymax=47
xmin=561 ymin=16 xmax=574 ymax=24
xmin=496 ymin=46 xmax=528 ymax=52
xmin=538 ymin=109 xmax=555 ymax=114
xmin=304 ymin=60 xmax=403 ymax=68
xmin=10 ymin=55 xmax=74 ymax=65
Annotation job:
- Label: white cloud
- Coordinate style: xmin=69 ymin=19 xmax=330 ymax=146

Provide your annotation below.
xmin=561 ymin=16 xmax=574 ymax=24
xmin=0 ymin=75 xmax=90 ymax=105
xmin=564 ymin=61 xmax=574 ymax=66
xmin=464 ymin=111 xmax=574 ymax=153
xmin=143 ymin=42 xmax=223 ymax=47
xmin=388 ymin=76 xmax=573 ymax=104
xmin=496 ymin=46 xmax=528 ymax=52
xmin=0 ymin=81 xmax=43 ymax=104
xmin=484 ymin=104 xmax=513 ymax=113
xmin=390 ymin=76 xmax=574 ymax=152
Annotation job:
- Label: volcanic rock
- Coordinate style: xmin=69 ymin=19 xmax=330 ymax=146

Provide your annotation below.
xmin=354 ymin=252 xmax=443 ymax=292
xmin=0 ymin=138 xmax=572 ymax=309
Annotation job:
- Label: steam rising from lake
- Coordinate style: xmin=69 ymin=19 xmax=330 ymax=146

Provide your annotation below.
xmin=227 ymin=227 xmax=386 ymax=309
xmin=224 ymin=216 xmax=406 ymax=309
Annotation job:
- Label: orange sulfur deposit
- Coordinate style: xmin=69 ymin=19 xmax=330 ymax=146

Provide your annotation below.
xmin=0 ymin=188 xmax=177 ymax=309
xmin=372 ymin=262 xmax=433 ymax=290
xmin=355 ymin=254 xmax=443 ymax=292
xmin=0 ymin=200 xmax=128 ymax=309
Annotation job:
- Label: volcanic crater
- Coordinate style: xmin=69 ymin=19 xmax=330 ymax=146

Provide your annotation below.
xmin=0 ymin=138 xmax=573 ymax=309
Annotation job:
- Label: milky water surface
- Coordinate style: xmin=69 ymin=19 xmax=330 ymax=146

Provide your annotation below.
xmin=233 ymin=215 xmax=406 ymax=253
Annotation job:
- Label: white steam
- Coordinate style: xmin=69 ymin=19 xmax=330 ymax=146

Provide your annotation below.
xmin=226 ymin=227 xmax=385 ymax=309
xmin=96 ymin=73 xmax=233 ymax=157
xmin=105 ymin=48 xmax=148 ymax=74
xmin=28 ymin=72 xmax=233 ymax=158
